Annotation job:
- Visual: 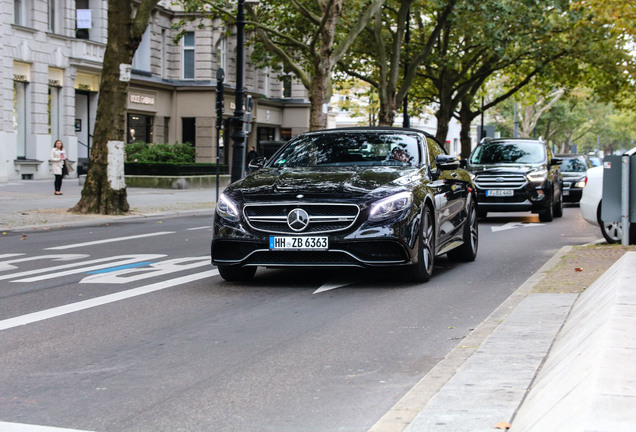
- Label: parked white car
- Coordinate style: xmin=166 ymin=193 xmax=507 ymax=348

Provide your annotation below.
xmin=580 ymin=165 xmax=635 ymax=243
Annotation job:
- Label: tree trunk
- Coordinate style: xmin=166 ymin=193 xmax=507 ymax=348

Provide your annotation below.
xmin=378 ymin=98 xmax=396 ymax=126
xmin=72 ymin=0 xmax=158 ymax=214
xmin=458 ymin=100 xmax=474 ymax=159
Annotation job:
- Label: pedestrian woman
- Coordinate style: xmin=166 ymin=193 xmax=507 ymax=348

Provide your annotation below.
xmin=50 ymin=139 xmax=67 ymax=195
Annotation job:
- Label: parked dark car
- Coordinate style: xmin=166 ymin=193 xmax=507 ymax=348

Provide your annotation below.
xmin=211 ymin=127 xmax=478 ymax=282
xmin=556 ymin=154 xmax=593 ymax=203
xmin=467 ymin=138 xmax=563 ymax=222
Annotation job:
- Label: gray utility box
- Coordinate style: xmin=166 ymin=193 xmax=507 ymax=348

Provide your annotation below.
xmin=602 ymin=147 xmax=636 ymax=245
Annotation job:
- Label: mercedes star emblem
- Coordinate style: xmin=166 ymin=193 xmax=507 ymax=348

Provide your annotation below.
xmin=287 ymin=208 xmax=310 ymax=232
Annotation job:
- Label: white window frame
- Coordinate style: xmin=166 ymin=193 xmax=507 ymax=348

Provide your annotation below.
xmin=182 ymin=31 xmax=195 ymax=79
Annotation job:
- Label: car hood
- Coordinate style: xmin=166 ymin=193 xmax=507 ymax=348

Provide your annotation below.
xmin=468 ymin=163 xmax=545 ymax=175
xmin=227 ymin=166 xmax=421 ymax=201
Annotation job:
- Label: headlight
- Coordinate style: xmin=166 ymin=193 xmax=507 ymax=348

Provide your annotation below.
xmin=527 ymin=170 xmax=547 ymax=182
xmin=216 ymin=193 xmax=240 ymax=222
xmin=574 ymin=180 xmax=586 ymax=188
xmin=369 ymin=192 xmax=413 ymax=221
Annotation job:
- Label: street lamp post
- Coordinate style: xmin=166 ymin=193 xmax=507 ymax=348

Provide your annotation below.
xmin=216 ymin=67 xmax=225 ymax=200
xmin=230 ymin=0 xmax=247 ymax=183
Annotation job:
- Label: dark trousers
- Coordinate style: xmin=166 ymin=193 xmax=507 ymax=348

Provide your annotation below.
xmin=54 ymin=174 xmax=63 ymax=192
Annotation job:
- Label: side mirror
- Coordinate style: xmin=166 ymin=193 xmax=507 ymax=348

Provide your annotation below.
xmin=459 ymin=159 xmax=468 ymax=169
xmin=248 ymin=156 xmax=267 ymax=171
xmin=436 ymin=155 xmax=460 ymax=171
xmin=551 ymin=157 xmax=562 ymax=166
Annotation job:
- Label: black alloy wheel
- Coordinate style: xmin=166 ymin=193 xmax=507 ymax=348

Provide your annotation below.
xmin=405 ymin=205 xmax=435 ymax=282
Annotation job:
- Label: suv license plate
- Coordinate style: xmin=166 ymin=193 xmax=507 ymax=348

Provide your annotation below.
xmin=269 ymin=236 xmax=328 ymax=251
xmin=486 ymin=189 xmax=514 ymax=197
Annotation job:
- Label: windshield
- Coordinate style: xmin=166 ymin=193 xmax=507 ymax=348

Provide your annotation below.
xmin=470 ymin=141 xmax=546 ymax=164
xmin=270 ymin=132 xmax=421 ymax=168
xmin=561 ymin=157 xmax=589 ymax=172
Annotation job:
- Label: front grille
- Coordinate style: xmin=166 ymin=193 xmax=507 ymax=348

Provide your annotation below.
xmin=474 ymin=174 xmax=526 ymax=189
xmin=244 ymin=203 xmax=360 ymax=234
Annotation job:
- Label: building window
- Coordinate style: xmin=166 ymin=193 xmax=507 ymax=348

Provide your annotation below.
xmin=182 ymin=117 xmax=196 ymax=146
xmin=217 ymin=38 xmax=226 ymax=72
xmin=263 ymin=67 xmax=270 ymax=98
xmin=127 ymin=113 xmax=153 ymax=143
xmin=14 ymin=0 xmax=30 ymax=26
xmin=163 ymin=117 xmax=170 ymax=143
xmin=14 ymin=81 xmax=28 ymax=158
xmin=48 ymin=0 xmax=57 ymax=32
xmin=132 ymin=27 xmax=151 ymax=73
xmin=75 ymin=0 xmax=90 ymax=39
xmin=183 ymin=31 xmax=195 ymax=79
xmin=282 ymin=75 xmax=292 ymax=98
xmin=160 ymin=29 xmax=167 ymax=78
xmin=48 ymin=86 xmax=61 ymax=140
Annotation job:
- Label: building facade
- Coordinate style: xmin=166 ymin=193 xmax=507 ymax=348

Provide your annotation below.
xmin=1 ymin=0 xmax=310 ymax=183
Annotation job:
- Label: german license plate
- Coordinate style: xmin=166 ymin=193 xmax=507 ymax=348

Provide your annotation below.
xmin=269 ymin=236 xmax=328 ymax=250
xmin=486 ymin=189 xmax=514 ymax=197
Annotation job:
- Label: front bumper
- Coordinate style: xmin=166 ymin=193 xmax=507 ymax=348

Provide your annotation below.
xmin=211 ymin=211 xmax=419 ymax=268
xmin=474 ymin=187 xmax=550 ymax=213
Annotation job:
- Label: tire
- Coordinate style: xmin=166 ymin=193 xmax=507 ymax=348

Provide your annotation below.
xmin=405 ymin=205 xmax=435 ymax=283
xmin=217 ymin=264 xmax=257 ymax=282
xmin=597 ymin=201 xmax=622 ymax=244
xmin=448 ymin=200 xmax=478 ymax=262
xmin=553 ymin=189 xmax=563 ymax=218
xmin=538 ymin=194 xmax=554 ymax=222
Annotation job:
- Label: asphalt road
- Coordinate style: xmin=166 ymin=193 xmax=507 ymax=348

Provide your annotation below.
xmin=0 ymin=206 xmax=600 ymax=432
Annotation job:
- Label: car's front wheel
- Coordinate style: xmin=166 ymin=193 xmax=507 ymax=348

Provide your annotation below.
xmin=447 ymin=200 xmax=478 ymax=262
xmin=217 ymin=264 xmax=257 ymax=282
xmin=405 ymin=205 xmax=435 ymax=283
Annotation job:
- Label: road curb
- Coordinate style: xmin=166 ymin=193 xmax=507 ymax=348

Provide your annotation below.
xmin=1 ymin=207 xmax=215 ymax=233
xmin=367 ymin=245 xmax=573 ymax=432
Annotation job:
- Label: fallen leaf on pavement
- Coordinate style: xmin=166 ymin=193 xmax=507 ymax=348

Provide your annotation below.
xmin=575 ymin=267 xmax=583 ymax=272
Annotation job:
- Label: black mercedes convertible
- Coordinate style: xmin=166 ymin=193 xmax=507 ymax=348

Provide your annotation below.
xmin=211 ymin=127 xmax=478 ymax=282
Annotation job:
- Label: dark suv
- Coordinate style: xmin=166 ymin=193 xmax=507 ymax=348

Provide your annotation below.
xmin=467 ymin=138 xmax=563 ymax=222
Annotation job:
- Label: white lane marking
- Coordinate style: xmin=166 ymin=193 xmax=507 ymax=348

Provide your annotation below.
xmin=313 ymin=279 xmax=358 ymax=294
xmin=80 ymin=256 xmax=210 ymax=284
xmin=0 ymin=254 xmax=25 ymax=260
xmin=0 ymin=254 xmax=89 ymax=272
xmin=45 ymin=232 xmax=175 ymax=250
xmin=0 ymin=270 xmax=219 ymax=331
xmin=0 ymin=421 xmax=95 ymax=431
xmin=491 ymin=222 xmax=545 ymax=232
xmin=5 ymin=255 xmax=166 ymax=282
xmin=187 ymin=226 xmax=212 ymax=231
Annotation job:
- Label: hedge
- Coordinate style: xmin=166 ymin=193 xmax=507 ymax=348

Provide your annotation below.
xmin=124 ymin=162 xmax=229 ymax=176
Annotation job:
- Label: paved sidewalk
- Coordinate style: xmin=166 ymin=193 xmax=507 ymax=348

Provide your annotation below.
xmin=0 ymin=178 xmax=216 ymax=231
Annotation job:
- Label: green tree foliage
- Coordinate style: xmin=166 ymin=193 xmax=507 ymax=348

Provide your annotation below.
xmin=492 ymin=91 xmax=636 ymax=155
xmin=180 ymin=0 xmax=385 ymax=130
xmin=337 ymin=0 xmax=458 ymax=126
